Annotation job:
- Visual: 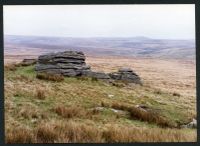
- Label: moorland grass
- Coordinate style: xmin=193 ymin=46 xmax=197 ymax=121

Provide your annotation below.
xmin=5 ymin=64 xmax=197 ymax=143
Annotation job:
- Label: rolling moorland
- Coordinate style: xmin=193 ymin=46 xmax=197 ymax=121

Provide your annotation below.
xmin=4 ymin=35 xmax=196 ymax=143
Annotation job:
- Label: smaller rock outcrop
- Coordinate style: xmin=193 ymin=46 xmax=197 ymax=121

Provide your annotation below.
xmin=109 ymin=68 xmax=142 ymax=85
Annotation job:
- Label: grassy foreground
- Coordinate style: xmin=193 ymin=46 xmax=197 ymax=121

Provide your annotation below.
xmin=5 ymin=64 xmax=197 ymax=143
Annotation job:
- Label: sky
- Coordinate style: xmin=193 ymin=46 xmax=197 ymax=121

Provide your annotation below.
xmin=3 ymin=4 xmax=195 ymax=39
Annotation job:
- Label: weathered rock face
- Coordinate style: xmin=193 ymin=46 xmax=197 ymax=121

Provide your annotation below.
xmin=109 ymin=68 xmax=142 ymax=85
xmin=35 ymin=51 xmax=91 ymax=76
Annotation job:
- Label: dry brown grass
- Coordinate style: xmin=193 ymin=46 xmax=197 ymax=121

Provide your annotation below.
xmin=60 ymin=121 xmax=103 ymax=143
xmin=172 ymin=92 xmax=181 ymax=97
xmin=13 ymin=75 xmax=30 ymax=81
xmin=36 ymin=72 xmax=64 ymax=82
xmin=19 ymin=107 xmax=39 ymax=119
xmin=128 ymin=107 xmax=174 ymax=128
xmin=35 ymin=88 xmax=46 ymax=100
xmin=86 ymin=56 xmax=196 ymax=97
xmin=6 ymin=127 xmax=35 ymax=143
xmin=4 ymin=64 xmax=17 ymax=71
xmin=109 ymin=102 xmax=174 ymax=128
xmin=103 ymin=125 xmax=196 ymax=142
xmin=6 ymin=121 xmax=196 ymax=143
xmin=110 ymin=102 xmax=130 ymax=111
xmin=36 ymin=123 xmax=58 ymax=143
xmin=53 ymin=105 xmax=87 ymax=119
xmin=18 ymin=103 xmax=47 ymax=120
xmin=4 ymin=56 xmax=196 ymax=143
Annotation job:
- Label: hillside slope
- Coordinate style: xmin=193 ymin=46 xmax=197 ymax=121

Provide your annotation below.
xmin=4 ymin=35 xmax=195 ymax=59
xmin=5 ymin=61 xmax=196 ymax=143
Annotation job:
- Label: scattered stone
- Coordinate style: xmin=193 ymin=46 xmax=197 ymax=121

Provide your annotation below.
xmin=110 ymin=108 xmax=120 ymax=113
xmin=187 ymin=119 xmax=197 ymax=128
xmin=108 ymin=94 xmax=114 ymax=98
xmin=95 ymin=107 xmax=104 ymax=110
xmin=92 ymin=107 xmax=105 ymax=112
xmin=135 ymin=104 xmax=149 ymax=109
xmin=180 ymin=118 xmax=197 ymax=129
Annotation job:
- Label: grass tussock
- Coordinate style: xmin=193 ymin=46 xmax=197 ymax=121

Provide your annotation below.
xmin=6 ymin=121 xmax=196 ymax=143
xmin=110 ymin=81 xmax=125 ymax=88
xmin=35 ymin=88 xmax=46 ymax=100
xmin=6 ymin=127 xmax=35 ymax=144
xmin=173 ymin=92 xmax=181 ymax=97
xmin=36 ymin=123 xmax=58 ymax=143
xmin=36 ymin=72 xmax=64 ymax=82
xmin=14 ymin=75 xmax=30 ymax=81
xmin=154 ymin=89 xmax=162 ymax=95
xmin=35 ymin=121 xmax=104 ymax=143
xmin=128 ymin=106 xmax=174 ymax=128
xmin=109 ymin=102 xmax=174 ymax=128
xmin=4 ymin=62 xmax=23 ymax=71
xmin=77 ymin=76 xmax=90 ymax=81
xmin=91 ymin=77 xmax=98 ymax=82
xmin=103 ymin=125 xmax=195 ymax=142
xmin=18 ymin=104 xmax=47 ymax=120
xmin=19 ymin=107 xmax=39 ymax=119
xmin=61 ymin=121 xmax=103 ymax=143
xmin=4 ymin=64 xmax=17 ymax=71
xmin=53 ymin=105 xmax=87 ymax=118
xmin=111 ymin=102 xmax=130 ymax=111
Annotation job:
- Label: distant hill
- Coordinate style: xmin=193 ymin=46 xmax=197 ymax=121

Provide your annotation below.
xmin=4 ymin=35 xmax=195 ymax=59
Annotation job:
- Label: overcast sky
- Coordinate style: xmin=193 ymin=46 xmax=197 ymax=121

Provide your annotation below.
xmin=3 ymin=4 xmax=195 ymax=39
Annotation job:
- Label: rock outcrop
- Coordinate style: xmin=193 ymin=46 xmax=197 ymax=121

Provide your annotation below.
xmin=35 ymin=51 xmax=91 ymax=76
xmin=109 ymin=68 xmax=142 ymax=85
xmin=35 ymin=51 xmax=142 ymax=84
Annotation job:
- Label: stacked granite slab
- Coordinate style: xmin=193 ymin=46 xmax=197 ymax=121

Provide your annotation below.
xmin=35 ymin=51 xmax=91 ymax=77
xmin=108 ymin=68 xmax=142 ymax=85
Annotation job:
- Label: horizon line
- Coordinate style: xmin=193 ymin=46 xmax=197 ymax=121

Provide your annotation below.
xmin=4 ymin=34 xmax=195 ymax=41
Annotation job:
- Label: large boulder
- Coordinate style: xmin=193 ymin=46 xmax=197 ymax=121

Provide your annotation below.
xmin=109 ymin=68 xmax=142 ymax=85
xmin=35 ymin=51 xmax=90 ymax=76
